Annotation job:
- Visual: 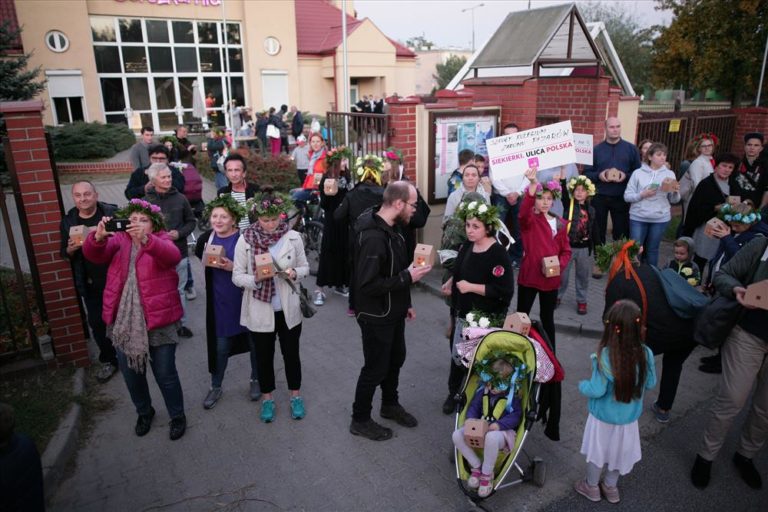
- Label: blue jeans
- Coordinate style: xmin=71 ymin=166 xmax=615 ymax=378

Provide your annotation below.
xmin=117 ymin=344 xmax=185 ymax=419
xmin=175 ymin=258 xmax=188 ymax=325
xmin=211 ymin=335 xmax=259 ymax=388
xmin=629 ymin=219 xmax=669 ymax=267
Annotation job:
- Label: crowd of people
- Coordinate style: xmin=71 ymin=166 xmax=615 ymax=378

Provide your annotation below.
xmin=32 ymin=117 xmax=766 ymax=506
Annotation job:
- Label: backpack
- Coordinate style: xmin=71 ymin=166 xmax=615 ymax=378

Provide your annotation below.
xmin=649 ymin=266 xmax=709 ymax=319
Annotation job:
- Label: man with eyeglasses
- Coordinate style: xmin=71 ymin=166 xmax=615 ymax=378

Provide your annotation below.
xmin=124 ymin=145 xmax=186 ymax=200
xmin=349 ymin=181 xmax=431 ymax=441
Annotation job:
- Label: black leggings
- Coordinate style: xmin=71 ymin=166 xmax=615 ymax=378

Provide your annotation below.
xmin=251 ymin=311 xmax=302 ymax=393
xmin=517 ymin=284 xmax=558 ymax=346
xmin=655 ymin=344 xmax=696 ymax=410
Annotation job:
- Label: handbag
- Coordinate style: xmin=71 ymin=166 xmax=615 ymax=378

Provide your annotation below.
xmin=272 ymin=260 xmax=316 ymax=319
xmin=693 ymin=295 xmax=742 ymax=349
xmin=266 ymin=124 xmax=280 ymax=139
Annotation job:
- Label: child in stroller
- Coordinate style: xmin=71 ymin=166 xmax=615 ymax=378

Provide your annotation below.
xmin=452 ymin=354 xmax=525 ymax=497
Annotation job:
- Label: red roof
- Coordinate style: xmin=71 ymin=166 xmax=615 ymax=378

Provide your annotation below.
xmin=0 ymin=0 xmax=22 ymax=53
xmin=295 ymin=0 xmax=414 ymax=58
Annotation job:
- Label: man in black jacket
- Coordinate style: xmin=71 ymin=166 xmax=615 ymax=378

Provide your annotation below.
xmin=349 ymin=182 xmax=431 ymax=441
xmin=60 ymin=181 xmax=119 ymax=382
xmin=290 ymin=106 xmax=304 ymax=139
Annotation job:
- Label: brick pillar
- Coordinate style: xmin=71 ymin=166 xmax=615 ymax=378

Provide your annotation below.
xmin=0 ymin=100 xmax=90 ymax=367
xmin=387 ymin=96 xmax=420 ymax=182
xmin=732 ymin=107 xmax=768 ymax=158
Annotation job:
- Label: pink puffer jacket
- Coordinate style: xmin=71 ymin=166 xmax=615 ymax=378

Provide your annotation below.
xmin=83 ymin=231 xmax=183 ymax=330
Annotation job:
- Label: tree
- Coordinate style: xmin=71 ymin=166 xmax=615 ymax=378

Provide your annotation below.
xmin=405 ymin=34 xmax=434 ymax=51
xmin=578 ymin=2 xmax=654 ymax=96
xmin=0 ymin=22 xmax=46 ymax=101
xmin=433 ymin=54 xmax=467 ymax=91
xmin=651 ymin=0 xmax=768 ymax=106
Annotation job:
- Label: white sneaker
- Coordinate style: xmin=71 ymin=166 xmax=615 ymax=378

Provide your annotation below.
xmin=313 ymin=290 xmax=325 ymax=306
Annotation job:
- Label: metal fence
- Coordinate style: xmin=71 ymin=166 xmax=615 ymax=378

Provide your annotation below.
xmin=325 ymin=112 xmax=390 ymax=161
xmin=636 ymin=110 xmax=736 ymax=168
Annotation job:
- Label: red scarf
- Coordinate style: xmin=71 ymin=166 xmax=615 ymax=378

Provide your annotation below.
xmin=242 ymin=221 xmax=290 ymax=302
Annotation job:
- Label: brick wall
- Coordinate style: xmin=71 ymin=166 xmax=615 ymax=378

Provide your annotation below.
xmin=57 ymin=162 xmax=133 ymax=175
xmin=0 ymin=100 xmax=90 ymax=368
xmin=731 ymin=107 xmax=768 ymax=158
xmin=387 ymin=97 xmax=419 ymax=182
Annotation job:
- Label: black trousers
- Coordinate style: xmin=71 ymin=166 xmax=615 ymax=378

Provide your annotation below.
xmin=655 ymin=343 xmax=696 ymax=410
xmin=448 ymin=315 xmax=468 ymax=396
xmin=517 ymin=284 xmax=558 ymax=346
xmin=83 ymin=293 xmax=117 ymax=365
xmin=251 ymin=311 xmax=302 ymax=393
xmin=592 ymin=194 xmax=630 ymax=245
xmin=352 ymin=318 xmax=406 ymax=421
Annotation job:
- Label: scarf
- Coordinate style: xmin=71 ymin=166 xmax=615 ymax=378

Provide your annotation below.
xmin=308 ymin=148 xmax=326 ymax=175
xmin=242 ymin=221 xmax=290 ymax=302
xmin=110 ymin=244 xmax=150 ymax=372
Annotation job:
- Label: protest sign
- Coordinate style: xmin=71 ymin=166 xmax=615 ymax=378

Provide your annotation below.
xmin=486 ymin=121 xmax=576 ymax=182
xmin=574 ymin=133 xmax=593 ymax=166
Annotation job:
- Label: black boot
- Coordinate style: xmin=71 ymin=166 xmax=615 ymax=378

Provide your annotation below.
xmin=733 ymin=452 xmax=762 ymax=489
xmin=691 ymin=455 xmax=712 ymax=489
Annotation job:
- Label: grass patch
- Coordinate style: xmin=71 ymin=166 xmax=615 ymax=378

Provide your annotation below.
xmin=0 ymin=368 xmax=75 ymax=452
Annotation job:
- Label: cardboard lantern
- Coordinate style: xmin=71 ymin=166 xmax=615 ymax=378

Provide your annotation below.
xmin=254 ymin=253 xmax=275 ymax=281
xmin=463 ymin=418 xmax=490 ymax=449
xmin=413 ymin=244 xmax=435 ymax=268
xmin=727 ymin=196 xmax=741 ymax=206
xmin=324 ymin=178 xmax=338 ymax=196
xmin=541 ymin=256 xmax=560 ymax=277
xmin=312 ymin=172 xmax=323 ymax=187
xmin=660 ymin=177 xmax=679 ymax=193
xmin=606 ymin=168 xmax=623 ymax=182
xmin=69 ymin=225 xmax=86 ymax=247
xmin=204 ymin=244 xmax=224 ymax=268
xmin=744 ymin=280 xmax=768 ymax=310
xmin=503 ymin=312 xmax=532 ymax=336
xmin=704 ymin=217 xmax=728 ymax=238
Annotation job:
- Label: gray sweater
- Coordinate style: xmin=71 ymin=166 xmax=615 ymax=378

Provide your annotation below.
xmin=143 ymin=188 xmax=196 ymax=256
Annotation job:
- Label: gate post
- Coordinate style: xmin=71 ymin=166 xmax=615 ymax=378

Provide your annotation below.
xmin=387 ymin=96 xmax=420 ymax=182
xmin=0 ymin=100 xmax=90 ymax=367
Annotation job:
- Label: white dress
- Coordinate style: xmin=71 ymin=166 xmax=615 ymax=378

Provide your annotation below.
xmin=580 ymin=413 xmax=642 ymax=475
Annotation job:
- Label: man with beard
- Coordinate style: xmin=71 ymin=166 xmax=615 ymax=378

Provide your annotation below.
xmin=349 ymin=181 xmax=431 ymax=441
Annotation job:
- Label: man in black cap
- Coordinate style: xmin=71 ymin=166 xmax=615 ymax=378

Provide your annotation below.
xmin=734 ymin=132 xmax=767 ymax=208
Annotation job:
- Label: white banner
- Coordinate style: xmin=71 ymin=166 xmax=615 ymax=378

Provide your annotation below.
xmin=486 ymin=121 xmax=576 ymax=182
xmin=574 ymin=133 xmax=593 ymax=166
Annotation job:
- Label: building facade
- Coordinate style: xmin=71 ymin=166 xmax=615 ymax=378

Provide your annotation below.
xmin=7 ymin=0 xmax=415 ymax=130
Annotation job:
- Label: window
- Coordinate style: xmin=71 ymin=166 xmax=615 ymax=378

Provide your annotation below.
xmin=148 ymin=47 xmax=173 ymax=73
xmin=197 ymin=22 xmax=218 ymax=44
xmin=53 ymin=97 xmax=84 ymax=124
xmin=118 ymin=19 xmax=143 ymax=43
xmin=146 ymin=20 xmax=169 ymax=43
xmin=172 ymin=21 xmax=194 ymax=43
xmin=100 ymin=78 xmax=125 ymax=112
xmin=45 ymin=31 xmax=69 ymax=53
xmin=91 ymin=17 xmax=115 ymax=42
xmin=93 ymin=47 xmax=121 ymax=73
xmin=122 ymin=47 xmax=148 ymax=73
xmin=174 ymin=47 xmax=197 ymax=73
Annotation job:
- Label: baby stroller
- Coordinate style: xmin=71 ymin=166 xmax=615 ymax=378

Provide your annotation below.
xmin=454 ymin=320 xmax=560 ymax=500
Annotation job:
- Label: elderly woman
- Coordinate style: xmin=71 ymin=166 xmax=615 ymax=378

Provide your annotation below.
xmin=194 ymin=195 xmax=258 ymax=409
xmin=83 ymin=199 xmax=186 ymax=440
xmin=440 ymin=199 xmax=514 ymax=414
xmin=233 ymin=190 xmax=310 ymax=423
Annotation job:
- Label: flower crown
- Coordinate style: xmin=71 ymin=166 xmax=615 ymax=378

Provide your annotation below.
xmin=203 ymin=194 xmax=248 ymax=224
xmin=384 ymin=147 xmax=403 ymax=162
xmin=326 ymin=145 xmax=354 ymax=166
xmin=594 ymin=238 xmax=640 ymax=273
xmin=246 ymin=191 xmax=292 ymax=219
xmin=455 ymin=199 xmax=499 ymax=228
xmin=567 ymin=175 xmax=596 ymax=197
xmin=473 ymin=350 xmax=528 ymax=393
xmin=535 ymin=180 xmax=563 ymax=200
xmin=718 ymin=202 xmax=762 ymax=225
xmin=115 ymin=199 xmax=165 ymax=232
xmin=355 ymin=154 xmax=384 ymax=185
xmin=692 ymin=132 xmax=719 ymax=148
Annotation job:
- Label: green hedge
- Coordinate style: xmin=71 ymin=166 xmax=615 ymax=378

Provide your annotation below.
xmin=48 ymin=122 xmax=136 ymax=161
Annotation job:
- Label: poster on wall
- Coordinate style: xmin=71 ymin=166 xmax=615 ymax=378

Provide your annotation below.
xmin=486 ymin=121 xmax=576 ymax=184
xmin=433 ymin=114 xmax=497 ymax=201
xmin=573 ymin=133 xmax=594 ymax=166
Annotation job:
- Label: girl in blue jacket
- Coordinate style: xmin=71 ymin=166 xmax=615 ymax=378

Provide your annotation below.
xmin=574 ymin=299 xmax=657 ymax=504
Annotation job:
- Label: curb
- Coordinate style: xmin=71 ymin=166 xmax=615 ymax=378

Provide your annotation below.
xmin=416 ymin=281 xmax=603 ymax=339
xmin=41 ymin=367 xmax=86 ymax=501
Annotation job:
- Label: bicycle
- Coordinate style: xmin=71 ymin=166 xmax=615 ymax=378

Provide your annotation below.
xmin=288 ymin=190 xmax=323 ymax=276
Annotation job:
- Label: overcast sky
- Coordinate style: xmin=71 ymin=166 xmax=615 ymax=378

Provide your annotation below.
xmin=354 ymin=0 xmax=672 ymax=49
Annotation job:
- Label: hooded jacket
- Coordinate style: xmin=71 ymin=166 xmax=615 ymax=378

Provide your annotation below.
xmin=352 ymin=211 xmax=412 ymax=324
xmin=579 ymin=346 xmax=657 ymax=425
xmin=624 ymin=163 xmax=680 ymax=222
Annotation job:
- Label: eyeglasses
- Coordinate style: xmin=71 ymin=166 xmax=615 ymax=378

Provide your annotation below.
xmin=407 ymin=201 xmax=419 ymax=209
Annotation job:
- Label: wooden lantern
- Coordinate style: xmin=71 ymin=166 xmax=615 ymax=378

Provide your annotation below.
xmin=324 ymin=178 xmax=338 ymax=196
xmin=541 ymin=256 xmax=560 ymax=277
xmin=606 ymin=168 xmax=623 ymax=182
xmin=203 ymin=244 xmax=224 ymax=268
xmin=69 ymin=225 xmax=86 ymax=247
xmin=727 ymin=195 xmax=741 ymax=206
xmin=463 ymin=418 xmax=490 ymax=449
xmin=254 ymin=253 xmax=275 ymax=281
xmin=660 ymin=177 xmax=679 ymax=193
xmin=744 ymin=280 xmax=768 ymax=310
xmin=413 ymin=244 xmax=435 ymax=268
xmin=704 ymin=217 xmax=727 ymax=238
xmin=503 ymin=312 xmax=532 ymax=336
xmin=312 ymin=172 xmax=323 ymax=187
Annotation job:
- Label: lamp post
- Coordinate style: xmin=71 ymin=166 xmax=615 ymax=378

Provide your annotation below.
xmin=462 ymin=3 xmax=484 ymax=53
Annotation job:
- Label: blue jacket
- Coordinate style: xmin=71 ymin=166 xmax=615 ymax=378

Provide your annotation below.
xmin=466 ymin=386 xmax=523 ymax=431
xmin=579 ymin=346 xmax=657 ymax=425
xmin=708 ymin=223 xmax=768 ymax=280
xmin=584 ymin=139 xmax=641 ymax=198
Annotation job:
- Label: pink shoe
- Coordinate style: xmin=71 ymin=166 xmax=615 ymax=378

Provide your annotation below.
xmin=599 ymin=482 xmax=620 ymax=503
xmin=478 ymin=472 xmax=493 ymax=498
xmin=574 ymin=479 xmax=601 ymax=502
xmin=467 ymin=468 xmax=481 ymax=489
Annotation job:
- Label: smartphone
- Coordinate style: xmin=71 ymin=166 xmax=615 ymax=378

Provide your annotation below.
xmin=105 ymin=218 xmax=131 ymax=232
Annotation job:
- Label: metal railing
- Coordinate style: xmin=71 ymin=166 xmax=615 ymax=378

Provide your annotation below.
xmin=325 ymin=112 xmax=390 ymax=161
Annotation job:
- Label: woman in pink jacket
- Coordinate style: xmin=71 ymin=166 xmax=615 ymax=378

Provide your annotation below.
xmin=83 ymin=198 xmax=187 ymax=441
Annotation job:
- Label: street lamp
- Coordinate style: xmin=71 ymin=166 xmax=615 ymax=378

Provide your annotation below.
xmin=462 ymin=3 xmax=485 ymax=52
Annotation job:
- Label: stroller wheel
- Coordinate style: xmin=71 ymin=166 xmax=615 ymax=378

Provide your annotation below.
xmin=532 ymin=458 xmax=546 ymax=487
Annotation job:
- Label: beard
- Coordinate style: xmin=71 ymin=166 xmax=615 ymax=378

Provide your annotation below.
xmin=395 ymin=209 xmax=413 ymax=226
